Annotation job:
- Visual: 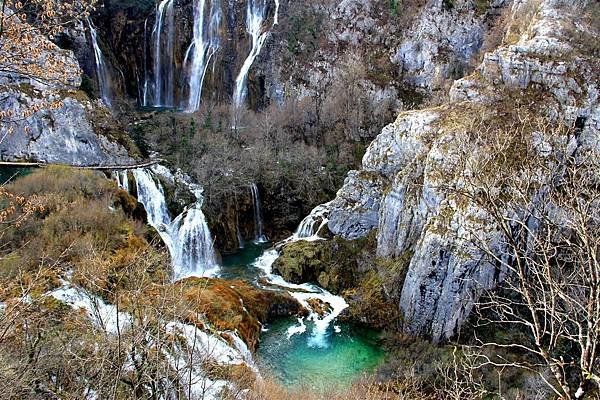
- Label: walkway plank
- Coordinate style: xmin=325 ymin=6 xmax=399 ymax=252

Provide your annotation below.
xmin=0 ymin=159 xmax=164 ymax=170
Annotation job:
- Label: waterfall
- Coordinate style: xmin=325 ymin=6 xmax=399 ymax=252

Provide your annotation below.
xmin=149 ymin=0 xmax=176 ymax=107
xmin=273 ymin=0 xmax=280 ymax=26
xmin=142 ymin=17 xmax=150 ymax=106
xmin=250 ymin=183 xmax=268 ymax=243
xmin=113 ymin=171 xmax=130 ymax=192
xmin=293 ymin=202 xmax=332 ymax=241
xmin=186 ymin=0 xmax=222 ymax=112
xmin=87 ymin=19 xmax=113 ymax=108
xmin=119 ymin=168 xmax=218 ymax=278
xmin=233 ymin=0 xmax=269 ymax=107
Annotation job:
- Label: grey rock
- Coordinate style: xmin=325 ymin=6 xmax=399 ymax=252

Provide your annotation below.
xmin=327 ymin=170 xmax=385 ymax=240
xmin=0 ymin=89 xmax=133 ymax=166
xmin=326 ymin=0 xmax=600 ymax=342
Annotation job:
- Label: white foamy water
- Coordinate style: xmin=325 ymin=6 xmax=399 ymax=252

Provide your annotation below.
xmin=115 ymin=167 xmax=218 ymax=279
xmin=252 ymin=248 xmax=349 ymax=348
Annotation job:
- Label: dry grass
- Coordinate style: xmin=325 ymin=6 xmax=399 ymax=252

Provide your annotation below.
xmin=224 ymin=376 xmax=435 ymax=400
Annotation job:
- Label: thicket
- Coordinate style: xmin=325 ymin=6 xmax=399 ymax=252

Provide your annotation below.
xmin=131 ymin=57 xmax=397 ymax=236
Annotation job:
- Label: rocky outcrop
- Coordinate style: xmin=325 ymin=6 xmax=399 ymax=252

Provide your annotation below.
xmin=0 ymin=25 xmax=135 ymax=166
xmin=0 ymin=90 xmax=133 ymax=165
xmin=323 ymin=0 xmax=599 ymax=342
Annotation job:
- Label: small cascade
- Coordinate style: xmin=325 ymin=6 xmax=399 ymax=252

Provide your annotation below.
xmin=253 ymin=249 xmax=348 ymax=348
xmin=149 ymin=0 xmax=176 ymax=107
xmin=186 ymin=0 xmax=222 ymax=112
xmin=233 ymin=0 xmax=270 ymax=107
xmin=118 ymin=168 xmax=218 ymax=278
xmin=250 ymin=183 xmax=268 ymax=243
xmin=87 ymin=18 xmax=113 ymax=108
xmin=113 ymin=170 xmax=130 ymax=192
xmin=292 ymin=202 xmax=332 ymax=241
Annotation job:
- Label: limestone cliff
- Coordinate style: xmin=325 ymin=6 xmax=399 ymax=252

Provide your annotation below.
xmin=0 ymin=26 xmax=135 ymax=166
xmin=323 ymin=0 xmax=599 ymax=342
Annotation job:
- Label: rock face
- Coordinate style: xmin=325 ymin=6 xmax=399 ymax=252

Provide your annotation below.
xmin=81 ymin=0 xmax=504 ymax=112
xmin=0 ymin=92 xmax=132 ymax=165
xmin=324 ymin=0 xmax=599 ymax=342
xmin=0 ymin=24 xmax=135 ymax=166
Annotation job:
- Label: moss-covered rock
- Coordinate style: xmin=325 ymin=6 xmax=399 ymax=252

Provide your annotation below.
xmin=175 ymin=277 xmax=304 ymax=351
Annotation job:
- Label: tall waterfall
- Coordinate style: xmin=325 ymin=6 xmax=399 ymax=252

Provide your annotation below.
xmin=186 ymin=0 xmax=222 ymax=112
xmin=142 ymin=17 xmax=150 ymax=106
xmin=233 ymin=0 xmax=269 ymax=107
xmin=120 ymin=168 xmax=218 ymax=278
xmin=148 ymin=0 xmax=176 ymax=107
xmin=87 ymin=19 xmax=113 ymax=108
xmin=250 ymin=183 xmax=268 ymax=243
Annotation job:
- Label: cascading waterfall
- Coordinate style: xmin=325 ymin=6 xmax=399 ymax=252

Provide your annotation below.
xmin=118 ymin=168 xmax=218 ymax=278
xmin=250 ymin=183 xmax=268 ymax=243
xmin=245 ymin=200 xmax=347 ymax=348
xmin=113 ymin=170 xmax=130 ymax=192
xmin=253 ymin=249 xmax=348 ymax=349
xmin=186 ymin=0 xmax=222 ymax=112
xmin=233 ymin=0 xmax=269 ymax=107
xmin=87 ymin=18 xmax=113 ymax=108
xmin=149 ymin=0 xmax=176 ymax=107
xmin=293 ymin=202 xmax=332 ymax=241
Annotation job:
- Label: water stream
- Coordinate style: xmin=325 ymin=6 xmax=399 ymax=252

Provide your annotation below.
xmin=221 ymin=243 xmax=385 ymax=388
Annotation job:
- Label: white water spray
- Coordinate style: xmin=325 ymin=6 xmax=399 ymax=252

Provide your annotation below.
xmin=87 ymin=19 xmax=113 ymax=108
xmin=292 ymin=201 xmax=332 ymax=241
xmin=233 ymin=0 xmax=269 ymax=107
xmin=119 ymin=168 xmax=218 ymax=278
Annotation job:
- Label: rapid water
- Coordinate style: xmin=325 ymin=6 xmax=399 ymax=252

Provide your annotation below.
xmin=87 ymin=18 xmax=113 ymax=108
xmin=149 ymin=0 xmax=176 ymax=107
xmin=233 ymin=0 xmax=270 ymax=107
xmin=186 ymin=0 xmax=221 ymax=112
xmin=250 ymin=183 xmax=268 ymax=243
xmin=118 ymin=167 xmax=218 ymax=278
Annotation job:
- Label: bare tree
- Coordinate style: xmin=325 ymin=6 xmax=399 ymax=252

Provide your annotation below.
xmin=449 ymin=115 xmax=600 ymax=398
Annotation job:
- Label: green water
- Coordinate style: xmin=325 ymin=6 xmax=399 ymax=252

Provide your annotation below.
xmin=0 ymin=166 xmax=33 ymax=184
xmin=221 ymin=245 xmax=386 ymax=388
xmin=257 ymin=317 xmax=385 ymax=389
xmin=220 ymin=242 xmax=271 ymax=281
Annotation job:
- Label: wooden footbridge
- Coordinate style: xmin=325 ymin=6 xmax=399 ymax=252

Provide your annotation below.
xmin=0 ymin=159 xmax=164 ymax=170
